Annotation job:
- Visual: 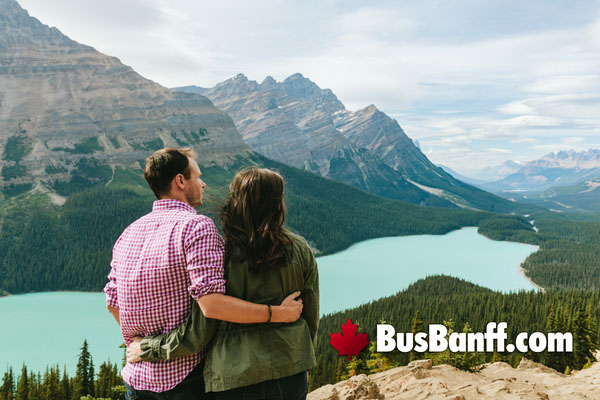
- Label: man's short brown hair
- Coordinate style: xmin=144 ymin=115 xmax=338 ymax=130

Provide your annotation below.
xmin=144 ymin=148 xmax=197 ymax=198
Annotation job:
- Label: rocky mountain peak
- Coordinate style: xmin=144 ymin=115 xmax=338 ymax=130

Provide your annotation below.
xmin=536 ymin=148 xmax=600 ymax=169
xmin=0 ymin=0 xmax=249 ymax=192
xmin=259 ymin=75 xmax=277 ymax=89
xmin=281 ymin=73 xmax=324 ymax=98
xmin=0 ymin=0 xmax=88 ymax=51
xmin=210 ymin=73 xmax=258 ymax=99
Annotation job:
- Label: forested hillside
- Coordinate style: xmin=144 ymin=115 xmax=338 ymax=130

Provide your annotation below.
xmin=0 ymin=154 xmax=518 ymax=294
xmin=313 ymin=275 xmax=600 ymax=389
xmin=479 ymin=212 xmax=600 ymax=290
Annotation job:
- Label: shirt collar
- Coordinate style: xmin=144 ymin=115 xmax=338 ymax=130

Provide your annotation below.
xmin=152 ymin=199 xmax=197 ymax=214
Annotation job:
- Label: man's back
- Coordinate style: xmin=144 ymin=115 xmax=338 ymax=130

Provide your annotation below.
xmin=105 ymin=199 xmax=225 ymax=391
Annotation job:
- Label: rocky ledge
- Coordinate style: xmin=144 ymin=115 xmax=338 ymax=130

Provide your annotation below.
xmin=309 ymin=357 xmax=600 ymax=400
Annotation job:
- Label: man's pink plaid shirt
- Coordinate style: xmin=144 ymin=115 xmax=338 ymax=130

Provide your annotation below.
xmin=104 ymin=199 xmax=225 ymax=392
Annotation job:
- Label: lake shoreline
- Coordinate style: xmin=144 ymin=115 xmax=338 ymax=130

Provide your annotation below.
xmin=518 ymin=254 xmax=545 ymax=293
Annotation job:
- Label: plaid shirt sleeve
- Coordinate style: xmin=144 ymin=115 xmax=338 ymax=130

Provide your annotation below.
xmin=104 ymin=236 xmax=123 ymax=309
xmin=183 ymin=217 xmax=226 ymax=299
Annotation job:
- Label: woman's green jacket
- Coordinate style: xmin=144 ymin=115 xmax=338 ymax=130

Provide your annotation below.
xmin=138 ymin=232 xmax=319 ymax=392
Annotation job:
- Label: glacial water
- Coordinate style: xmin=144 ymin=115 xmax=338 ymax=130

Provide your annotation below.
xmin=318 ymin=227 xmax=539 ymax=315
xmin=0 ymin=227 xmax=538 ymax=375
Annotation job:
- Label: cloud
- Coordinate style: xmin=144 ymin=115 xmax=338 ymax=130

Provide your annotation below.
xmin=510 ymin=137 xmax=537 ymax=144
xmin=487 ymin=148 xmax=512 ymax=154
xmin=497 ymin=101 xmax=535 ymax=115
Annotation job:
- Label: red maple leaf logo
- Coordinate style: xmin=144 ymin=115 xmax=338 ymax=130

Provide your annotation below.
xmin=329 ymin=318 xmax=369 ymax=360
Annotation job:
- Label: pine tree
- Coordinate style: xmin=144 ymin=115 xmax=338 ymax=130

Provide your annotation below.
xmin=26 ymin=372 xmax=39 ymax=400
xmin=88 ymin=357 xmax=95 ymax=398
xmin=308 ymin=356 xmax=324 ymax=392
xmin=0 ymin=367 xmax=15 ymax=400
xmin=15 ymin=365 xmax=27 ymax=400
xmin=60 ymin=367 xmax=70 ymax=400
xmin=346 ymin=355 xmax=369 ymax=378
xmin=334 ymin=358 xmax=344 ymax=382
xmin=572 ymin=303 xmax=594 ymax=370
xmin=40 ymin=367 xmax=59 ymax=400
xmin=367 ymin=340 xmax=398 ymax=373
xmin=585 ymin=302 xmax=598 ymax=353
xmin=73 ymin=340 xmax=92 ymax=399
xmin=410 ymin=311 xmax=424 ymax=362
xmin=95 ymin=362 xmax=121 ymax=398
xmin=545 ymin=304 xmax=562 ymax=371
xmin=452 ymin=322 xmax=485 ymax=372
xmin=491 ymin=350 xmax=500 ymax=363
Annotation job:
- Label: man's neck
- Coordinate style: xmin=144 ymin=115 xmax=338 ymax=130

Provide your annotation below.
xmin=159 ymin=194 xmax=189 ymax=205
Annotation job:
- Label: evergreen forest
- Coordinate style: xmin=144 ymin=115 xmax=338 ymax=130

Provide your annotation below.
xmin=310 ymin=275 xmax=600 ymax=390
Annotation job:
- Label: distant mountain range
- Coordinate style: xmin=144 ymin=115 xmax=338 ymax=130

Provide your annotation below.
xmin=464 ymin=160 xmax=524 ymax=182
xmin=450 ymin=150 xmax=600 ymax=212
xmin=438 ymin=165 xmax=487 ymax=186
xmin=176 ymin=75 xmax=515 ymax=212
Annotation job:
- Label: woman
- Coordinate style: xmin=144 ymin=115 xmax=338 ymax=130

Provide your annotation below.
xmin=128 ymin=167 xmax=319 ymax=400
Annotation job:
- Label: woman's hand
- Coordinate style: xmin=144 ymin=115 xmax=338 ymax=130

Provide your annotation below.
xmin=127 ymin=336 xmax=143 ymax=363
xmin=271 ymin=291 xmax=303 ymax=323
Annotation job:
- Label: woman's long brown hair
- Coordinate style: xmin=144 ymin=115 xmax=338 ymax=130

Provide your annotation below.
xmin=220 ymin=167 xmax=291 ymax=271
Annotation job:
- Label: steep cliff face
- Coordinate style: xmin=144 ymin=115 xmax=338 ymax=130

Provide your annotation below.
xmin=0 ymin=0 xmax=249 ymax=189
xmin=177 ymin=75 xmax=516 ymax=211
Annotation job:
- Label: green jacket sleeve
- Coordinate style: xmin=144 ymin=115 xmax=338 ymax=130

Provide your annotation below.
xmin=139 ymin=300 xmax=219 ymax=361
xmin=301 ymin=243 xmax=319 ymax=348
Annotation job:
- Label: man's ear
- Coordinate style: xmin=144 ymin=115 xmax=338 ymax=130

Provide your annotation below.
xmin=174 ymin=174 xmax=185 ymax=190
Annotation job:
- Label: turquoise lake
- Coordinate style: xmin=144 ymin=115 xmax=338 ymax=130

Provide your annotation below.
xmin=0 ymin=227 xmax=538 ymax=375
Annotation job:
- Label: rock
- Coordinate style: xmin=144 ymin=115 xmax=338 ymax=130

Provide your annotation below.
xmin=309 ymin=375 xmax=383 ymax=400
xmin=517 ymin=358 xmax=562 ymax=375
xmin=408 ymin=359 xmax=433 ymax=369
xmin=310 ymin=358 xmax=600 ymax=399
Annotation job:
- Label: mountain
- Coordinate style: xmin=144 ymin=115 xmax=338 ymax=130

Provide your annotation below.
xmin=0 ymin=0 xmax=249 ymax=196
xmin=175 ymin=75 xmax=517 ymax=212
xmin=531 ymin=149 xmax=600 ymax=170
xmin=480 ymin=150 xmax=600 ymax=195
xmin=438 ymin=164 xmax=487 ymax=186
xmin=517 ymin=177 xmax=600 ymax=212
xmin=0 ymin=0 xmax=533 ymax=295
xmin=468 ymin=160 xmax=524 ymax=182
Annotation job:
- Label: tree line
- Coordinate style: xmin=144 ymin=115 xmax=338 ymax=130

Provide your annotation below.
xmin=310 ymin=275 xmax=600 ymax=390
xmin=0 ymin=160 xmax=526 ymax=294
xmin=0 ymin=341 xmax=124 ymax=400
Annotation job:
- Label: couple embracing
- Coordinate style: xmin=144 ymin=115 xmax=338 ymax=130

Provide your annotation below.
xmin=104 ymin=148 xmax=319 ymax=400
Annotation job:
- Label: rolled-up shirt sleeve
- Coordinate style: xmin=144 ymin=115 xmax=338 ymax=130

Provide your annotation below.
xmin=104 ymin=261 xmax=119 ymax=308
xmin=183 ymin=217 xmax=226 ymax=299
xmin=104 ymin=240 xmax=121 ymax=308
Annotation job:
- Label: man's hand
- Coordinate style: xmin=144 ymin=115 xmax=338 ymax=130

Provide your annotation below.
xmin=126 ymin=336 xmax=143 ymax=363
xmin=271 ymin=291 xmax=303 ymax=323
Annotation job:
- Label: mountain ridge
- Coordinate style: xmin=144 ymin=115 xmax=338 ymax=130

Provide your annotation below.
xmin=478 ymin=150 xmax=600 ymax=202
xmin=0 ymin=0 xmax=249 ymax=194
xmin=176 ymin=74 xmax=517 ymax=212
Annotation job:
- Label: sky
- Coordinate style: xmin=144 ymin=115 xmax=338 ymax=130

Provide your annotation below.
xmin=16 ymin=0 xmax=600 ymax=175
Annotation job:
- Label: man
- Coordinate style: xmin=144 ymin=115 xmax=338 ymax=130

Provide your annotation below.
xmin=104 ymin=148 xmax=302 ymax=400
